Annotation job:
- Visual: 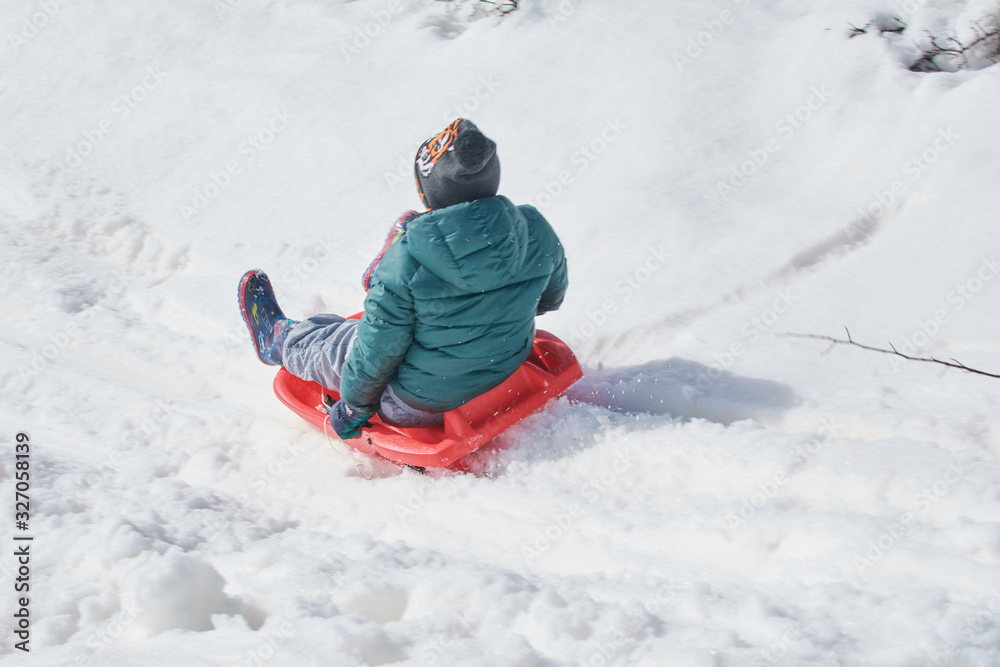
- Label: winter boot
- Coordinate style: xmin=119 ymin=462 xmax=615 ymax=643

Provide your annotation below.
xmin=238 ymin=270 xmax=294 ymax=366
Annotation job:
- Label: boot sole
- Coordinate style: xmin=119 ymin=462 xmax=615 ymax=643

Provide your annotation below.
xmin=238 ymin=269 xmax=271 ymax=365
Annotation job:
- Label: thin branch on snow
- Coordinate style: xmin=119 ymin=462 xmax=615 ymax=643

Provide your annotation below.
xmin=848 ymin=11 xmax=1000 ymax=72
xmin=435 ymin=0 xmax=518 ymax=16
xmin=777 ymin=327 xmax=1000 ymax=379
xmin=908 ymin=16 xmax=1000 ymax=71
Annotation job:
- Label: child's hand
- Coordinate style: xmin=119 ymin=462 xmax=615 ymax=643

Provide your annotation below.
xmin=327 ymin=400 xmax=374 ymax=440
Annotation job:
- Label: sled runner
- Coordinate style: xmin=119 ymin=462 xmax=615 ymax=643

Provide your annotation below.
xmin=272 ymin=329 xmax=582 ymax=470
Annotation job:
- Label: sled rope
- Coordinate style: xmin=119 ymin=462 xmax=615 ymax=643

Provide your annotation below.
xmin=323 ymin=417 xmax=374 ymax=480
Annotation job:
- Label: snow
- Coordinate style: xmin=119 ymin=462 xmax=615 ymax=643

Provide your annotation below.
xmin=2 ymin=0 xmax=1000 ymax=664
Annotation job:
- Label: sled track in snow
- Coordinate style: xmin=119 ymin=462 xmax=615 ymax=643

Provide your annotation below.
xmin=589 ymin=198 xmax=909 ymax=358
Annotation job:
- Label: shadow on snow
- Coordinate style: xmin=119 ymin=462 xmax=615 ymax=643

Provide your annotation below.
xmin=567 ymin=358 xmax=799 ymax=426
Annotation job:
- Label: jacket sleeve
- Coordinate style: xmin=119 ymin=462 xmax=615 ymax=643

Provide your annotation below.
xmin=537 ymin=252 xmax=568 ymax=314
xmin=339 ymin=268 xmax=415 ymax=414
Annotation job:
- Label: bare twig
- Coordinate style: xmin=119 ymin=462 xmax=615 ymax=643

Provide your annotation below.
xmin=850 ymin=10 xmax=1000 ymax=71
xmin=910 ymin=32 xmax=968 ymax=71
xmin=778 ymin=327 xmax=1000 ymax=379
xmin=435 ymin=0 xmax=518 ymax=15
xmin=908 ymin=15 xmax=1000 ymax=71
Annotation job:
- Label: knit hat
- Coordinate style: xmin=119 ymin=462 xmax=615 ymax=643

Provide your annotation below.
xmin=414 ymin=119 xmax=501 ymax=210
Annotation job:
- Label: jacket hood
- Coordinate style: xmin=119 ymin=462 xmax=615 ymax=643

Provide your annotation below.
xmin=405 ymin=196 xmax=528 ymax=292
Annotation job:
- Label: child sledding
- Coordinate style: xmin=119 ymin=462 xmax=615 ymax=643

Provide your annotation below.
xmin=239 ymin=119 xmax=579 ymax=468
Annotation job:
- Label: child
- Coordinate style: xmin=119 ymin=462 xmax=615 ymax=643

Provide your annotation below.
xmin=239 ymin=119 xmax=567 ymax=439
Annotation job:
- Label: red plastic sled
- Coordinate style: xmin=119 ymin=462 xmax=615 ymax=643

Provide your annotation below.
xmin=273 ymin=329 xmax=583 ymax=470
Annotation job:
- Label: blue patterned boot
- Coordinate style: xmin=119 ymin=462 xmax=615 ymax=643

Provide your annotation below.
xmin=238 ymin=270 xmax=294 ymax=365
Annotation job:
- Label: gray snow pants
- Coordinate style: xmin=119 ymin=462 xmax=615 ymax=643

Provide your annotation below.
xmin=282 ymin=314 xmax=444 ymax=428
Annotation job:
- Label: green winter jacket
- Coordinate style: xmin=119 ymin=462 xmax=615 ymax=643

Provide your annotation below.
xmin=340 ymin=196 xmax=568 ymax=413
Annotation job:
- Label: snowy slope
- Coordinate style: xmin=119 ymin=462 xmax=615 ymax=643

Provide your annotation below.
xmin=2 ymin=0 xmax=1000 ymax=665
